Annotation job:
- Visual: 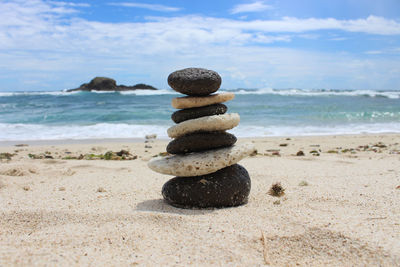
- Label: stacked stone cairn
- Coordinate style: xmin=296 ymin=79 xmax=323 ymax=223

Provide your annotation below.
xmin=148 ymin=68 xmax=256 ymax=209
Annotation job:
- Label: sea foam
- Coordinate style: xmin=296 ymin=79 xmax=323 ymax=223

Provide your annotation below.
xmin=0 ymin=91 xmax=80 ymax=97
xmin=231 ymin=123 xmax=400 ymax=137
xmin=1 ymin=122 xmax=400 ymax=141
xmin=227 ymin=88 xmax=400 ymax=99
xmin=1 ymin=88 xmax=399 ymax=98
xmin=0 ymin=123 xmax=168 ymax=141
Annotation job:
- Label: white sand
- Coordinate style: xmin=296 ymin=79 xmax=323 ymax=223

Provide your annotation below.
xmin=0 ymin=134 xmax=399 ymax=266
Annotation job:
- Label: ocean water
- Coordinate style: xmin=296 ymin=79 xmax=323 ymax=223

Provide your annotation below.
xmin=1 ymin=88 xmax=399 ymax=141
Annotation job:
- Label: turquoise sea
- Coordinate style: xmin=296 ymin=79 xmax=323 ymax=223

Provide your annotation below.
xmin=1 ymin=88 xmax=400 ymax=141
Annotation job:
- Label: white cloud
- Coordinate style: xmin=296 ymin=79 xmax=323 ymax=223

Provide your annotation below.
xmin=220 ymin=16 xmax=400 ymax=35
xmin=230 ymin=1 xmax=273 ymax=14
xmin=48 ymin=1 xmax=90 ymax=7
xmin=298 ymin=34 xmax=320 ymax=40
xmin=0 ymin=0 xmax=399 ymax=90
xmin=365 ymin=47 xmax=400 ymax=55
xmin=330 ymin=37 xmax=347 ymax=41
xmin=108 ymin=2 xmax=180 ymax=12
xmin=365 ymin=50 xmax=383 ymax=55
xmin=253 ymin=34 xmax=291 ymax=43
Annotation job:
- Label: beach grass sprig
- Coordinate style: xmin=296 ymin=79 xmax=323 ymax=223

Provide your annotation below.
xmin=268 ymin=182 xmax=285 ymax=197
xmin=0 ymin=152 xmax=14 ymax=160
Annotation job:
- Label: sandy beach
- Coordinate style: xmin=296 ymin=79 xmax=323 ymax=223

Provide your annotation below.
xmin=1 ymin=134 xmax=399 ymax=266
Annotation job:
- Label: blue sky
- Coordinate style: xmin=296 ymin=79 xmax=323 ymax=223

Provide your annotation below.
xmin=0 ymin=0 xmax=399 ymax=91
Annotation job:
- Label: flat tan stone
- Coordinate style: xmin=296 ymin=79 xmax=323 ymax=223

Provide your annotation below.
xmin=167 ymin=113 xmax=240 ymax=138
xmin=148 ymin=143 xmax=256 ymax=176
xmin=171 ymin=93 xmax=235 ymax=109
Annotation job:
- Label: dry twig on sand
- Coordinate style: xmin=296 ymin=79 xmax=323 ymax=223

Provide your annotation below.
xmin=261 ymin=231 xmax=271 ymax=265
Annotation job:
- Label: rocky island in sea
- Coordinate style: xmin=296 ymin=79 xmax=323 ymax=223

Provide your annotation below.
xmin=67 ymin=77 xmax=157 ymax=92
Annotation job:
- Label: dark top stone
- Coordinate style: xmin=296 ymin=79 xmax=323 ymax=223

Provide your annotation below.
xmin=168 ymin=68 xmax=222 ymax=96
xmin=162 ymin=164 xmax=251 ymax=209
xmin=167 ymin=131 xmax=237 ymax=154
xmin=171 ymin=104 xmax=227 ymax=124
xmin=67 ymin=77 xmax=157 ymax=92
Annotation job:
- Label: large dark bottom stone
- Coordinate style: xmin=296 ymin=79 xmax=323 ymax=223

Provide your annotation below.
xmin=171 ymin=104 xmax=227 ymax=123
xmin=162 ymin=164 xmax=251 ymax=209
xmin=166 ymin=131 xmax=237 ymax=154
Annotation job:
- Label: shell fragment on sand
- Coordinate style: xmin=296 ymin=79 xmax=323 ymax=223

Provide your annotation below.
xmin=167 ymin=113 xmax=240 ymax=138
xmin=148 ymin=143 xmax=256 ymax=177
xmin=171 ymin=93 xmax=235 ymax=109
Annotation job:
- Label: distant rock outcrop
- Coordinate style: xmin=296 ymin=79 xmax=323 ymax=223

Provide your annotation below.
xmin=67 ymin=77 xmax=157 ymax=92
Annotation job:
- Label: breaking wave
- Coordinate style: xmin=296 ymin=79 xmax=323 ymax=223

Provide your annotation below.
xmin=1 ymin=122 xmax=400 ymax=141
xmin=227 ymin=88 xmax=400 ymax=99
xmin=1 ymin=88 xmax=399 ymax=98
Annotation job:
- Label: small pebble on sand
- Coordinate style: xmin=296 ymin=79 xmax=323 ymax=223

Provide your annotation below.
xmin=298 ymin=181 xmax=309 ymax=186
xmin=145 ymin=134 xmax=157 ymax=140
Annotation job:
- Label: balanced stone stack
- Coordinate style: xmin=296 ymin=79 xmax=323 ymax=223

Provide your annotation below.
xmin=148 ymin=68 xmax=255 ymax=209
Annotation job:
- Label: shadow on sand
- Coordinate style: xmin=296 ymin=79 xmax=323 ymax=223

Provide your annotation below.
xmin=135 ymin=199 xmax=216 ymax=215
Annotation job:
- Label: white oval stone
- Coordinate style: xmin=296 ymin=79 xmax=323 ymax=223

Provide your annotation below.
xmin=148 ymin=143 xmax=256 ymax=177
xmin=167 ymin=113 xmax=240 ymax=138
xmin=171 ymin=93 xmax=235 ymax=109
